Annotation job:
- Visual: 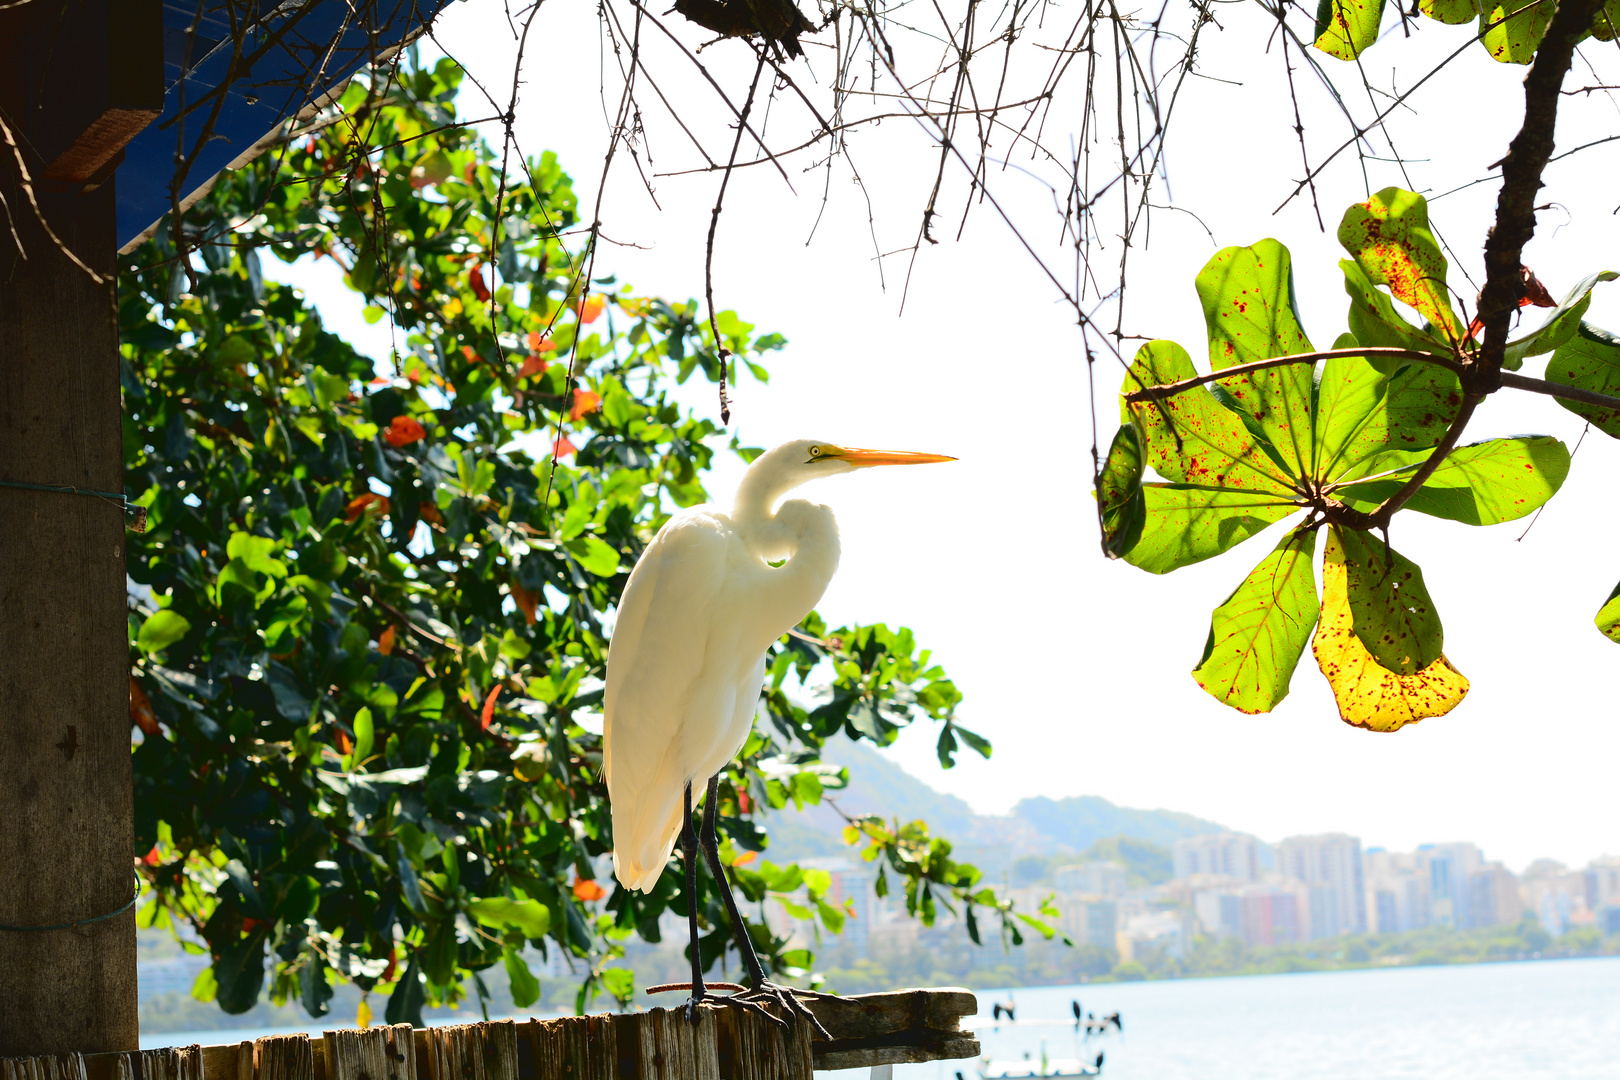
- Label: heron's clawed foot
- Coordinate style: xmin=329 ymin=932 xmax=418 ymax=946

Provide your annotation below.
xmin=734 ymin=982 xmax=833 ymax=1040
xmin=683 ymin=992 xmax=705 ymax=1025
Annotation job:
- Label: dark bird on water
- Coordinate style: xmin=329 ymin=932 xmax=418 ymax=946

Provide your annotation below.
xmin=671 ymin=0 xmax=818 ymax=59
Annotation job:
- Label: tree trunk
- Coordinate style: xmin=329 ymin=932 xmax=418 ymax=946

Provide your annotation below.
xmin=0 ymin=170 xmax=139 ymax=1052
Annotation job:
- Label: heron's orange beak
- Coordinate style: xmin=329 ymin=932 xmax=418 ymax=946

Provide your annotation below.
xmin=825 ymin=446 xmax=957 ymax=467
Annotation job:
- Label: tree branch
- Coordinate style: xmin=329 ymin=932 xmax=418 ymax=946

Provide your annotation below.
xmin=1121 ymin=347 xmax=1463 ymax=403
xmin=1473 ymin=0 xmax=1608 ymax=385
xmin=1499 ymin=370 xmax=1620 ymax=412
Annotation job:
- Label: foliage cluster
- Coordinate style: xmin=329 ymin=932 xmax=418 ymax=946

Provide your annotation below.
xmin=122 ymin=56 xmax=1041 ymax=1023
xmin=1102 ymin=187 xmax=1620 ymax=728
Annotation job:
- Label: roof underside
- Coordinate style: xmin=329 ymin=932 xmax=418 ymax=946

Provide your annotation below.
xmin=118 ymin=0 xmax=449 ymax=253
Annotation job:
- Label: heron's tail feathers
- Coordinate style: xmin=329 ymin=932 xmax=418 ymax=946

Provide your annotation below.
xmin=611 ymin=798 xmax=685 ymax=893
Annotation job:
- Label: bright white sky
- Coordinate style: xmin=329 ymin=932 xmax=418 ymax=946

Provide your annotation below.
xmin=270 ymin=0 xmax=1620 ymax=871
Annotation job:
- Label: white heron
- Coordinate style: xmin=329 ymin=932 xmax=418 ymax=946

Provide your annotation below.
xmin=603 ymin=438 xmax=954 ymax=1021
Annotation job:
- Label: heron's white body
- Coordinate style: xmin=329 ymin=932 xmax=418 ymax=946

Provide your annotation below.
xmin=604 ymin=441 xmax=847 ymax=892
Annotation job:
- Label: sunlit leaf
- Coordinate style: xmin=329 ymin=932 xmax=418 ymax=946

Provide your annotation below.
xmin=1339 ymin=260 xmax=1452 ymax=360
xmin=1340 ymin=435 xmax=1570 ymax=524
xmin=467 ymin=897 xmax=551 ymax=937
xmin=1122 ymin=485 xmax=1298 ymax=574
xmin=1545 ymin=322 xmax=1620 ymax=437
xmin=1503 ymin=271 xmax=1616 ymax=370
xmin=1595 ymin=583 xmax=1620 ymax=643
xmin=1337 ymin=528 xmax=1442 ymax=674
xmin=1313 ymin=529 xmax=1469 ymax=730
xmin=1120 ymin=340 xmax=1298 ymax=496
xmin=1420 ymin=0 xmax=1480 ymax=23
xmin=1098 ymin=423 xmax=1146 ymax=557
xmin=504 ymin=947 xmax=540 ymax=1009
xmin=384 ymin=415 xmax=426 ymax=447
xmin=138 ymin=610 xmax=191 ymax=653
xmin=1338 ymin=189 xmax=1465 ymax=348
xmin=1481 ymin=0 xmax=1554 ymax=63
xmin=1196 ymin=240 xmax=1316 ymax=476
xmin=1315 ymin=0 xmax=1387 ymax=58
xmin=1191 ymin=527 xmax=1320 ymax=713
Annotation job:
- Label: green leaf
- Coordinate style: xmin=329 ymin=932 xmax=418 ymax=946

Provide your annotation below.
xmin=1314 ymin=337 xmax=1465 ymax=484
xmin=599 ymin=967 xmax=635 ymax=1004
xmin=138 ymin=610 xmax=192 ymax=653
xmin=1339 ymin=436 xmax=1570 ymax=525
xmin=1504 ymin=271 xmax=1616 ymax=370
xmin=190 ymin=965 xmax=218 ymax=1003
xmin=213 ymin=925 xmax=270 ymax=1014
xmin=1481 ymin=0 xmax=1554 ymax=63
xmin=423 ymin=919 xmax=458 ymax=987
xmin=1545 ymin=322 xmax=1620 ymax=437
xmin=1315 ymin=0 xmax=1387 ymax=58
xmin=466 ymin=896 xmax=551 ymax=938
xmin=503 ymin=947 xmax=540 ymax=1009
xmin=300 ymin=945 xmax=333 ymax=1018
xmin=226 ymin=531 xmax=288 ymax=579
xmin=1338 ymin=528 xmax=1442 ymax=675
xmin=1340 ymin=260 xmax=1452 ymax=360
xmin=384 ymin=958 xmax=425 ymax=1027
xmin=567 ymin=535 xmax=621 ymax=577
xmin=1120 ymin=340 xmax=1298 ymax=496
xmin=1122 ymin=485 xmax=1297 ymax=574
xmin=1195 ymin=240 xmax=1316 ymax=476
xmin=1338 ymin=189 xmax=1465 ymax=347
xmin=350 ymin=707 xmax=374 ymax=770
xmin=1191 ymin=527 xmax=1320 ymax=714
xmin=1098 ymin=423 xmax=1146 ymax=558
xmin=1419 ymin=0 xmax=1479 ymax=23
xmin=1595 ymin=583 xmax=1620 ymax=643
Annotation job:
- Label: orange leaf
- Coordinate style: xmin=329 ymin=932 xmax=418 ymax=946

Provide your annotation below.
xmin=130 ymin=677 xmax=159 ymax=737
xmin=518 ymin=354 xmax=549 ymax=380
xmin=464 ymin=161 xmax=477 ymax=184
xmin=481 ymin=685 xmax=501 ymax=730
xmin=337 ymin=729 xmax=353 ymax=755
xmin=143 ymin=845 xmax=162 ymax=867
xmin=468 ymin=266 xmax=491 ymax=303
xmin=552 ymin=435 xmax=577 ymax=459
xmin=736 ymin=789 xmax=751 ymax=813
xmin=461 ymin=345 xmax=480 ymax=363
xmin=380 ymin=946 xmax=397 ymax=984
xmin=573 ymin=877 xmax=607 ymax=902
xmin=731 ymin=850 xmax=758 ymax=868
xmin=569 ymin=389 xmax=602 ymax=421
xmin=526 ymin=331 xmax=557 ymax=352
xmin=378 ymin=625 xmax=397 ymax=655
xmin=384 ymin=415 xmax=426 ymax=448
xmin=345 ymin=493 xmax=390 ymax=521
xmin=577 ymin=294 xmax=605 ymax=323
xmin=511 ymin=584 xmax=539 ymax=626
xmin=419 ymin=502 xmax=444 ymax=526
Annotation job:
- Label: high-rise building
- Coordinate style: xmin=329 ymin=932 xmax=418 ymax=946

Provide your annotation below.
xmin=1584 ymin=857 xmax=1620 ymax=911
xmin=1275 ymin=833 xmax=1366 ymax=938
xmin=1364 ymin=848 xmax=1429 ymax=933
xmin=1416 ymin=843 xmax=1483 ymax=928
xmin=1467 ymin=863 xmax=1523 ymax=928
xmin=1173 ymin=832 xmax=1265 ymax=882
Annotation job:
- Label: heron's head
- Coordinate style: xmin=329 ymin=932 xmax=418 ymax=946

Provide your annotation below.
xmin=784 ymin=438 xmax=957 ymax=477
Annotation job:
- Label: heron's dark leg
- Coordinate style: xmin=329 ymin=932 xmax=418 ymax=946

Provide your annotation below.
xmin=700 ymin=773 xmax=831 ymax=1038
xmin=682 ymin=780 xmax=705 ymax=1023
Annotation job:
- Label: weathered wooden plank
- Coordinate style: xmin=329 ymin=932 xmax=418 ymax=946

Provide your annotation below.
xmin=813 ymin=1034 xmax=981 ymax=1072
xmin=804 ymin=987 xmax=977 ymax=1040
xmin=254 ymin=1035 xmax=314 ymax=1080
xmin=322 ymin=1025 xmax=416 ymax=1080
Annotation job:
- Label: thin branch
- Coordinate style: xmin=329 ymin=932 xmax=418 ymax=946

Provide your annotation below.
xmin=1121 ymin=347 xmax=1464 ymax=403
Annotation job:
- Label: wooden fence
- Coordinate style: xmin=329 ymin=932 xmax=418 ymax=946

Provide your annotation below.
xmin=0 ymin=988 xmax=978 ymax=1080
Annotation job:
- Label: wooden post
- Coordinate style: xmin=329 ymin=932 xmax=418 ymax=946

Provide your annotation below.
xmin=0 ymin=0 xmax=160 ymax=1056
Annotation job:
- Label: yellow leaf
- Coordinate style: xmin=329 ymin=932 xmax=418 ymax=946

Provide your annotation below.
xmin=356 ymin=997 xmax=372 ymax=1030
xmin=1313 ymin=530 xmax=1468 ymax=731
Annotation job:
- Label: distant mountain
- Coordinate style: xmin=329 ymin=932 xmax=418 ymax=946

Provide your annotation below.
xmin=1013 ymin=794 xmax=1226 ymax=852
xmin=761 ymin=737 xmax=1229 ymax=881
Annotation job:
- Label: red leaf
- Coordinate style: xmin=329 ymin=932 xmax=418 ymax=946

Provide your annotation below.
xmin=381 ymin=946 xmax=397 ymax=984
xmin=573 ymin=877 xmax=607 ymax=902
xmin=552 ymin=435 xmax=577 ymax=459
xmin=569 ymin=389 xmax=602 ymax=421
xmin=384 ymin=414 xmax=426 ymax=447
xmin=518 ymin=354 xmax=549 ymax=380
xmin=468 ymin=266 xmax=491 ymax=303
xmin=481 ymin=685 xmax=501 ymax=730
xmin=511 ymin=584 xmax=539 ymax=626
xmin=130 ymin=677 xmax=160 ymax=737
xmin=143 ymin=845 xmax=162 ymax=867
xmin=346 ymin=493 xmax=390 ymax=521
xmin=461 ymin=345 xmax=480 ymax=363
xmin=378 ymin=625 xmax=397 ymax=656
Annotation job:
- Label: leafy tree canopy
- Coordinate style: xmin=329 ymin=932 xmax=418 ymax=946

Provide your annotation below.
xmin=123 ymin=57 xmax=1046 ymax=1023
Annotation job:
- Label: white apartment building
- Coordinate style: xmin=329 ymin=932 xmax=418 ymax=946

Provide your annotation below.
xmin=1275 ymin=833 xmax=1367 ymax=939
xmin=1365 ymin=848 xmax=1430 ymax=933
xmin=1416 ymin=842 xmax=1484 ymax=928
xmin=1173 ymin=832 xmax=1265 ymax=882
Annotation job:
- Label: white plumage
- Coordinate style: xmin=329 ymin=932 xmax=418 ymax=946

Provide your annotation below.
xmin=603 ymin=439 xmax=953 ymax=892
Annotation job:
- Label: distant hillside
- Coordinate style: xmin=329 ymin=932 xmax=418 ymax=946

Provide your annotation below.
xmin=761 ymin=737 xmax=1228 ymax=882
xmin=1013 ymin=794 xmax=1226 ymax=852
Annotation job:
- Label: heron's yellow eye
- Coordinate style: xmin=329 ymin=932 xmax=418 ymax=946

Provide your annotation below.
xmin=807 ymin=445 xmax=822 ymax=459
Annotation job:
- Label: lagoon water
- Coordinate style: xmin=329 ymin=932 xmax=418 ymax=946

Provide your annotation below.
xmin=144 ymin=957 xmax=1620 ymax=1079
xmin=827 ymin=957 xmax=1620 ymax=1080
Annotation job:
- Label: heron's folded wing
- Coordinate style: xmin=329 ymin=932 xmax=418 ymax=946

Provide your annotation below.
xmin=604 ymin=511 xmax=732 ymax=885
